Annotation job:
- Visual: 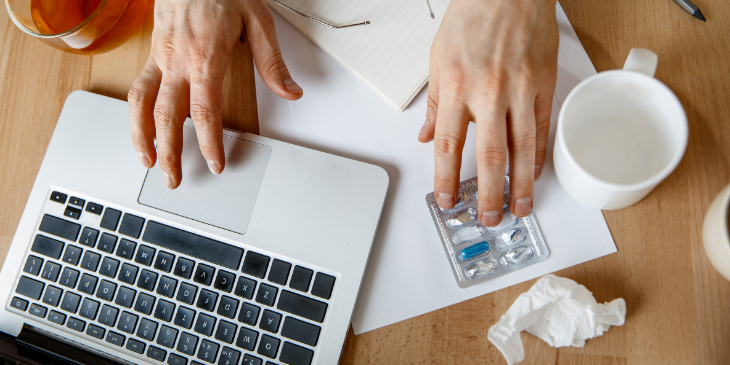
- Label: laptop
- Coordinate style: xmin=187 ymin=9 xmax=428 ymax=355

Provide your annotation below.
xmin=0 ymin=91 xmax=389 ymax=365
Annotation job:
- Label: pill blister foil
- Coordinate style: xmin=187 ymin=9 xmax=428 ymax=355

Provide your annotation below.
xmin=425 ymin=172 xmax=550 ymax=288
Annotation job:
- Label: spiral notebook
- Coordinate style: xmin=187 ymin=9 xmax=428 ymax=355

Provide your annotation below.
xmin=266 ymin=0 xmax=449 ymax=111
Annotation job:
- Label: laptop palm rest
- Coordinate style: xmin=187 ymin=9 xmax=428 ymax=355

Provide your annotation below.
xmin=138 ymin=125 xmax=271 ymax=235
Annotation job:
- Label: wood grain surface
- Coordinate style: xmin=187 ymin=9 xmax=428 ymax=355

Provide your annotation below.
xmin=0 ymin=0 xmax=728 ymax=364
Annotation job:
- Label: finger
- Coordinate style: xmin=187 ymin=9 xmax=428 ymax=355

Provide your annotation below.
xmin=508 ymin=100 xmax=536 ymax=217
xmin=534 ymin=90 xmax=552 ymax=180
xmin=153 ymin=75 xmax=190 ymax=189
xmin=128 ymin=58 xmax=163 ymax=169
xmin=189 ymin=67 xmax=226 ymax=175
xmin=420 ymin=38 xmax=441 ymax=143
xmin=433 ymin=100 xmax=470 ymax=210
xmin=474 ymin=109 xmax=509 ymax=227
xmin=243 ymin=0 xmax=302 ymax=100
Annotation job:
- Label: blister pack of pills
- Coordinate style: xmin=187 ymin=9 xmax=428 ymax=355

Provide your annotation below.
xmin=426 ymin=173 xmax=550 ymax=288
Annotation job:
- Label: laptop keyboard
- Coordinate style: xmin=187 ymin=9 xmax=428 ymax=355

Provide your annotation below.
xmin=8 ymin=189 xmax=339 ymax=365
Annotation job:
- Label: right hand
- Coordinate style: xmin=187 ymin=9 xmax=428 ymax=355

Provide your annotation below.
xmin=129 ymin=0 xmax=303 ymax=189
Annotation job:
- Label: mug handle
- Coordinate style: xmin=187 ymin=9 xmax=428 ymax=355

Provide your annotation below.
xmin=623 ymin=48 xmax=658 ymax=77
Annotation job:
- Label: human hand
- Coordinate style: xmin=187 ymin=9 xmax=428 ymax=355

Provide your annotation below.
xmin=129 ymin=0 xmax=303 ymax=189
xmin=418 ymin=0 xmax=558 ymax=225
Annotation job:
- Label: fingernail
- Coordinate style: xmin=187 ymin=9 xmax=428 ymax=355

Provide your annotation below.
xmin=283 ymin=78 xmax=302 ymax=94
xmin=137 ymin=152 xmax=150 ymax=168
xmin=418 ymin=119 xmax=429 ymax=139
xmin=207 ymin=159 xmax=221 ymax=175
xmin=515 ymin=197 xmax=532 ymax=216
xmin=162 ymin=172 xmax=175 ymax=189
xmin=534 ymin=165 xmax=541 ymax=180
xmin=481 ymin=211 xmax=501 ymax=226
xmin=436 ymin=193 xmax=454 ymax=209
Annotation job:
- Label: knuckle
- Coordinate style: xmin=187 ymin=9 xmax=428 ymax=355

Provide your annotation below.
xmin=127 ymin=86 xmax=146 ymax=108
xmin=511 ymin=134 xmax=536 ymax=152
xmin=476 ymin=148 xmax=508 ymax=167
xmin=157 ymin=153 xmax=178 ymax=170
xmin=434 ymin=133 xmax=464 ymax=157
xmin=153 ymin=104 xmax=177 ymax=128
xmin=536 ymin=117 xmax=551 ymax=137
xmin=154 ymin=37 xmax=177 ymax=69
xmin=187 ymin=42 xmax=211 ymax=65
xmin=189 ymin=103 xmax=219 ymax=128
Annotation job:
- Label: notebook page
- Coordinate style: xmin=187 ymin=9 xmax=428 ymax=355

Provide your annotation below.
xmin=266 ymin=0 xmax=450 ymax=111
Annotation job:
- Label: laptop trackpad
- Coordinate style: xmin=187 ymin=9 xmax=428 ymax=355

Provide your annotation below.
xmin=138 ymin=126 xmax=271 ymax=235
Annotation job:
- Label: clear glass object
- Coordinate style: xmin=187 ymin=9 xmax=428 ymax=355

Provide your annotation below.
xmin=5 ymin=0 xmax=151 ymax=55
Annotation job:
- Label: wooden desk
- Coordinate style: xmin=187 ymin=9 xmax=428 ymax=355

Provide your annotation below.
xmin=1 ymin=0 xmax=728 ymax=364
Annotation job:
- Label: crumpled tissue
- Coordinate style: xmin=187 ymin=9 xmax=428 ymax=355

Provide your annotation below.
xmin=487 ymin=274 xmax=626 ymax=364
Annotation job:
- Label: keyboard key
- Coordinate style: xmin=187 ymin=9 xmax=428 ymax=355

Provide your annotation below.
xmin=31 ymin=234 xmax=65 ymax=260
xmin=157 ymin=276 xmax=178 ymax=298
xmin=255 ymin=284 xmax=277 ymax=307
xmin=194 ymin=313 xmax=216 ymax=337
xmin=137 ymin=318 xmax=158 ymax=341
xmin=99 ymin=257 xmax=120 ymax=278
xmin=147 ymin=345 xmax=167 ymax=362
xmin=174 ymin=306 xmax=196 ymax=329
xmin=242 ymin=354 xmax=263 ymax=365
xmin=115 ymin=286 xmax=136 ymax=308
xmin=168 ymin=353 xmax=188 ymax=365
xmin=16 ymin=276 xmax=44 ymax=300
xmin=100 ymin=208 xmax=121 ymax=231
xmin=119 ymin=263 xmax=139 ymax=285
xmin=281 ymin=317 xmax=321 ymax=347
xmin=177 ymin=332 xmax=199 ymax=356
xmin=311 ymin=273 xmax=336 ymax=300
xmin=78 ymin=273 xmax=98 ymax=295
xmin=80 ymin=251 xmax=101 ymax=272
xmin=41 ymin=285 xmax=63 ymax=307
xmin=116 ymin=239 xmax=136 ymax=260
xmin=259 ymin=310 xmax=281 ymax=333
xmin=237 ymin=302 xmax=260 ymax=327
xmin=217 ymin=296 xmax=239 ymax=319
xmin=174 ymin=257 xmax=195 ymax=279
xmin=126 ymin=338 xmax=146 ymax=354
xmin=40 ymin=261 xmax=61 ymax=282
xmin=29 ymin=303 xmax=47 ymax=318
xmin=196 ymin=289 xmax=218 ymax=312
xmin=177 ymin=282 xmax=198 ymax=305
xmin=10 ymin=296 xmax=29 ymax=311
xmin=98 ymin=233 xmax=118 ymax=254
xmin=48 ymin=310 xmax=66 ymax=325
xmin=280 ymin=342 xmax=314 ymax=365
xmin=59 ymin=267 xmax=80 ymax=289
xmin=214 ymin=270 xmax=235 ymax=292
xmin=194 ymin=264 xmax=215 ymax=286
xmin=219 ymin=347 xmax=241 ymax=365
xmin=60 ymin=292 xmax=81 ymax=313
xmin=64 ymin=206 xmax=82 ymax=220
xmin=155 ymin=299 xmax=176 ymax=322
xmin=154 ymin=251 xmax=175 ymax=272
xmin=67 ymin=317 xmax=85 ymax=332
xmin=235 ymin=327 xmax=258 ymax=351
xmin=241 ymin=252 xmax=270 ymax=279
xmin=39 ymin=215 xmax=80 ymax=242
xmin=106 ymin=331 xmax=125 ymax=347
xmin=157 ymin=325 xmax=178 ymax=349
xmin=86 ymin=202 xmax=104 ymax=215
xmin=87 ymin=324 xmax=105 ymax=339
xmin=268 ymin=260 xmax=291 ymax=286
xmin=119 ymin=214 xmax=145 ymax=239
xmin=277 ymin=290 xmax=328 ymax=323
xmin=197 ymin=339 xmax=219 ymax=363
xmin=23 ymin=255 xmax=43 ymax=276
xmin=62 ymin=245 xmax=83 ymax=265
xmin=135 ymin=292 xmax=156 ymax=315
xmin=96 ymin=280 xmax=117 ymax=301
xmin=78 ymin=227 xmax=99 ymax=248
xmin=137 ymin=269 xmax=159 ymax=291
xmin=79 ymin=298 xmax=100 ymax=320
xmin=98 ymin=304 xmax=119 ymax=327
xmin=234 ymin=276 xmax=256 ymax=300
xmin=50 ymin=191 xmax=67 ymax=204
xmin=257 ymin=335 xmax=280 ymax=359
xmin=214 ymin=320 xmax=237 ymax=344
xmin=118 ymin=311 xmax=138 ymax=334
xmin=69 ymin=196 xmax=85 ymax=208
xmin=135 ymin=245 xmax=156 ymax=266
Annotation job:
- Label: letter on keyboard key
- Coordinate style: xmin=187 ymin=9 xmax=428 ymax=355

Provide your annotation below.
xmin=197 ymin=339 xmax=219 ymax=363
xmin=99 ymin=257 xmax=119 ymax=279
xmin=100 ymin=208 xmax=121 ymax=231
xmin=137 ymin=269 xmax=158 ymax=292
xmin=31 ymin=235 xmax=64 ymax=260
xmin=154 ymin=251 xmax=175 ymax=272
xmin=194 ymin=264 xmax=215 ymax=286
xmin=177 ymin=282 xmax=198 ymax=305
xmin=214 ymin=270 xmax=235 ymax=292
xmin=118 ymin=311 xmax=138 ymax=334
xmin=96 ymin=280 xmax=117 ymax=301
xmin=281 ymin=317 xmax=321 ymax=347
xmin=87 ymin=324 xmax=105 ymax=339
xmin=40 ymin=261 xmax=61 ymax=282
xmin=214 ymin=320 xmax=237 ymax=344
xmin=255 ymin=284 xmax=277 ymax=307
xmin=79 ymin=227 xmax=99 ymax=247
xmin=237 ymin=302 xmax=260 ymax=327
xmin=60 ymin=292 xmax=81 ymax=313
xmin=177 ymin=332 xmax=199 ymax=356
xmin=280 ymin=342 xmax=314 ymax=365
xmin=137 ymin=318 xmax=158 ymax=341
xmin=41 ymin=285 xmax=63 ymax=307
xmin=194 ymin=313 xmax=216 ymax=337
xmin=78 ymin=274 xmax=98 ymax=295
xmin=48 ymin=310 xmax=66 ymax=325
xmin=119 ymin=263 xmax=139 ymax=285
xmin=259 ymin=310 xmax=281 ymax=333
xmin=219 ymin=347 xmax=241 ymax=365
xmin=79 ymin=298 xmax=100 ymax=320
xmin=196 ymin=289 xmax=218 ymax=312
xmin=126 ymin=338 xmax=145 ymax=354
xmin=147 ymin=345 xmax=167 ymax=362
xmin=67 ymin=317 xmax=85 ymax=332
xmin=174 ymin=257 xmax=195 ymax=279
xmin=217 ymin=296 xmax=239 ymax=319
xmin=119 ymin=213 xmax=145 ymax=239
xmin=235 ymin=327 xmax=258 ymax=351
xmin=105 ymin=331 xmax=125 ymax=347
xmin=62 ymin=245 xmax=83 ymax=266
xmin=157 ymin=276 xmax=178 ymax=298
xmin=134 ymin=292 xmax=156 ymax=316
xmin=115 ymin=286 xmax=136 ymax=308
xmin=242 ymin=354 xmax=263 ymax=365
xmin=234 ymin=276 xmax=256 ymax=300
xmin=174 ymin=306 xmax=196 ymax=329
xmin=16 ymin=276 xmax=44 ymax=300
xmin=39 ymin=215 xmax=80 ymax=242
xmin=135 ymin=245 xmax=155 ymax=266
xmin=154 ymin=299 xmax=175 ymax=322
xmin=257 ymin=335 xmax=280 ymax=359
xmin=156 ymin=325 xmax=178 ymax=349
xmin=23 ymin=255 xmax=43 ymax=276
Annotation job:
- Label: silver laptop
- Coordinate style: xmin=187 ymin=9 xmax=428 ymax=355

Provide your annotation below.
xmin=0 ymin=91 xmax=388 ymax=365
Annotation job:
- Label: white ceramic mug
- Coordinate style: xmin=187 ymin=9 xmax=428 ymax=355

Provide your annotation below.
xmin=703 ymin=184 xmax=730 ymax=281
xmin=554 ymin=48 xmax=688 ymax=210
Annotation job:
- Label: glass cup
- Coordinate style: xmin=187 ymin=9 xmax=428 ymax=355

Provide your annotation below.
xmin=5 ymin=0 xmax=151 ymax=55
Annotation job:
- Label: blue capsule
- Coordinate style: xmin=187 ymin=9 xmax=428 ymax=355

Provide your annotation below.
xmin=459 ymin=241 xmax=490 ymax=261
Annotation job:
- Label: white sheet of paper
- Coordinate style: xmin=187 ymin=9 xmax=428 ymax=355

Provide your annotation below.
xmin=255 ymin=3 xmax=617 ymax=335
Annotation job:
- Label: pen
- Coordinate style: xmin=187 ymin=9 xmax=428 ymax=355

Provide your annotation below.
xmin=426 ymin=0 xmax=434 ymax=19
xmin=672 ymin=0 xmax=706 ymax=22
